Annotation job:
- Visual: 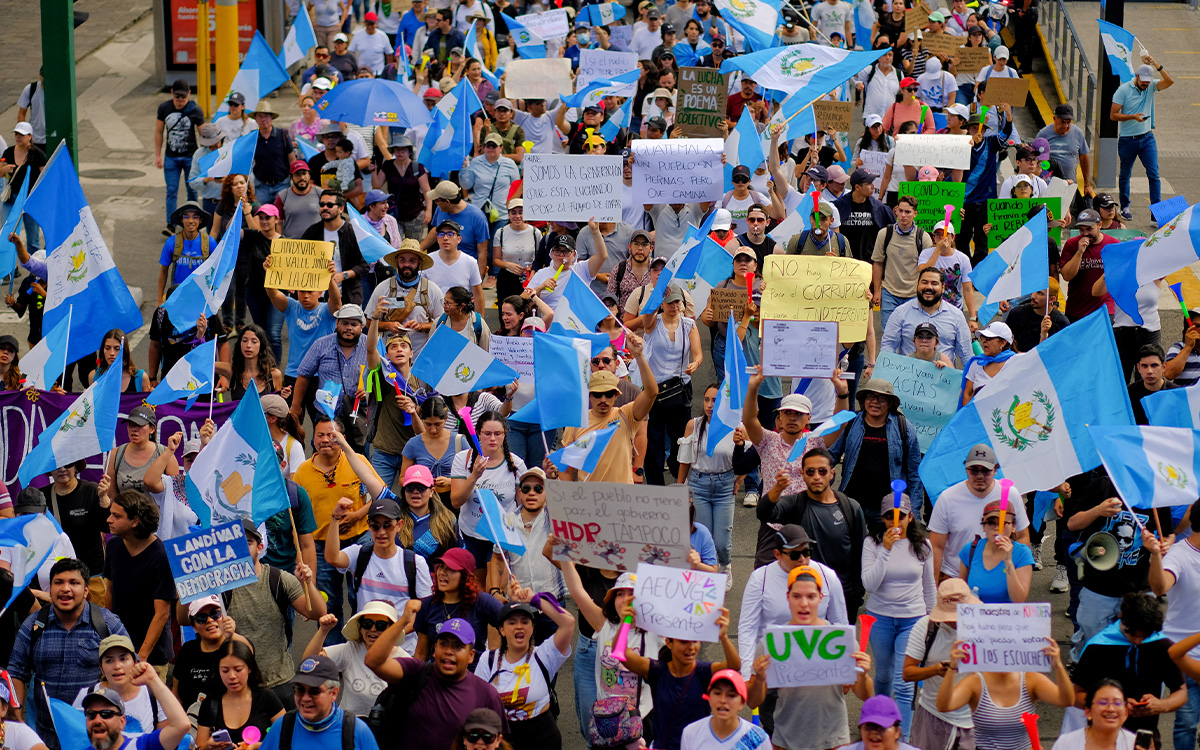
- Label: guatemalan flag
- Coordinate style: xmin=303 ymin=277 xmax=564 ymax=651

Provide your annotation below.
xmin=279 ymin=7 xmax=318 ymax=68
xmin=673 ymin=39 xmax=713 ymax=67
xmin=588 ymin=2 xmax=626 ymax=25
xmin=725 ymin=112 xmax=766 ymax=190
xmin=315 ymin=380 xmax=343 ymax=420
xmin=969 ymin=208 xmax=1050 ymax=324
xmin=1141 ymin=383 xmax=1200 ymax=428
xmin=0 ymin=514 xmax=68 ymax=610
xmin=712 ymin=0 xmax=780 ymax=50
xmin=1088 ymin=425 xmax=1200 ymax=509
xmin=162 ymin=202 xmax=243 ymax=333
xmin=185 ymin=387 xmax=291 ymax=526
xmin=411 ymin=325 xmax=518 ymax=396
xmin=22 ymin=145 xmax=142 ymax=366
xmin=464 ymin=23 xmax=501 ymax=89
xmin=419 ymin=78 xmax=483 ymax=179
xmin=599 ymin=94 xmax=633 ymax=141
xmin=474 ymin=488 xmax=526 ymax=554
xmin=1101 ymin=203 xmax=1200 ymax=324
xmin=197 ymin=130 xmax=258 ymax=181
xmin=215 ymin=31 xmax=291 ymax=116
xmin=561 ymin=69 xmax=641 ymax=109
xmin=641 ymin=208 xmax=720 ymax=314
xmin=345 ymin=204 xmax=394 ymax=263
xmin=790 ymin=411 xmax=857 ymax=459
xmin=1098 ymin=19 xmax=1148 ymax=84
xmin=505 ymin=14 xmax=547 ymax=59
xmin=918 ymin=310 xmax=1134 ymax=502
xmin=0 ymin=176 xmax=29 ymax=278
xmin=767 ymin=89 xmax=819 ymax=143
xmin=18 ymin=313 xmax=71 ymax=391
xmin=549 ymin=422 xmax=619 ymax=472
xmin=533 ymin=331 xmax=591 ymax=430
xmin=708 ymin=313 xmax=747 ymax=456
xmin=18 ymin=341 xmax=124 ymax=486
xmin=147 ymin=337 xmax=217 ymax=409
xmin=554 ymin=268 xmax=612 ymax=334
xmin=720 ymin=44 xmax=885 ymax=95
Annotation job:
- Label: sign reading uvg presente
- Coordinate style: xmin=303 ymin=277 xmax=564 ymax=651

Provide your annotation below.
xmin=764 ymin=625 xmax=858 ymax=687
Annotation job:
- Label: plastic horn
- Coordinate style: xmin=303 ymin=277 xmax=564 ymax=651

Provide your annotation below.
xmin=458 ymin=406 xmax=483 ymax=454
xmin=998 ymin=477 xmax=1014 ymax=538
xmin=857 ymin=613 xmax=876 ymax=652
xmin=611 ymin=616 xmax=634 ymax=662
xmin=891 ymin=478 xmax=907 ymax=528
xmin=1021 ymin=713 xmax=1041 ymax=750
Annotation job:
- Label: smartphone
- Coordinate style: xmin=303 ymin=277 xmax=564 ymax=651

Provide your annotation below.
xmin=1135 ymin=729 xmax=1154 ymax=750
xmin=211 ymin=730 xmax=232 ymax=745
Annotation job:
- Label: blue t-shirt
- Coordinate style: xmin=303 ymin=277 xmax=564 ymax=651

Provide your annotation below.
xmin=1113 ymin=80 xmax=1156 ymax=137
xmin=283 ymin=298 xmax=335 ymax=376
xmin=959 ymin=538 xmax=1035 ymax=603
xmin=690 ymin=525 xmax=718 ymax=566
xmin=89 ymin=728 xmax=166 ymax=750
xmin=433 ymin=205 xmax=491 ymax=259
xmin=260 ymin=709 xmax=378 ymax=750
xmin=401 ymin=433 xmax=465 ymax=482
xmin=159 ymin=236 xmax=207 ymax=285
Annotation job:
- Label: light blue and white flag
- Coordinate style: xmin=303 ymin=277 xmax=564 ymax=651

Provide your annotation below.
xmin=162 ymin=202 xmax=243 ymax=333
xmin=506 ymin=14 xmax=548 ymax=59
xmin=1101 ymin=204 xmax=1200 ymax=324
xmin=216 ymin=31 xmax=291 ymax=115
xmin=1142 ymin=383 xmax=1200 ymax=428
xmin=1089 ymin=425 xmax=1200 ymax=508
xmin=147 ymin=338 xmax=217 ymax=409
xmin=0 ymin=176 xmax=30 ymax=278
xmin=296 ymin=137 xmax=321 ymax=161
xmin=23 ymin=145 xmax=142 ymax=365
xmin=708 ymin=313 xmax=747 ymax=456
xmin=561 ymin=69 xmax=641 ymax=109
xmin=412 ymin=325 xmax=518 ymax=396
xmin=789 ymin=410 xmax=857 ymax=459
xmin=720 ymin=43 xmax=885 ymax=95
xmin=1097 ymin=19 xmax=1149 ymax=84
xmin=853 ymin=0 xmax=875 ymax=50
xmin=315 ymin=380 xmax=343 ymax=420
xmin=713 ymin=0 xmax=781 ymax=51
xmin=673 ymin=39 xmax=713 ymax=67
xmin=725 ymin=111 xmax=766 ymax=190
xmin=588 ymin=2 xmax=627 ymax=25
xmin=17 ymin=341 xmax=123 ymax=485
xmin=554 ymin=268 xmax=612 ymax=334
xmin=0 ymin=514 xmax=67 ymax=611
xmin=599 ymin=94 xmax=633 ymax=141
xmin=418 ymin=78 xmax=483 ymax=179
xmin=279 ymin=8 xmax=318 ymax=68
xmin=640 ymin=209 xmax=722 ymax=313
xmin=475 ymin=488 xmax=526 ymax=554
xmin=196 ymin=130 xmax=258 ymax=180
xmin=345 ymin=203 xmax=394 ymax=263
xmin=919 ymin=310 xmax=1134 ymax=502
xmin=18 ymin=312 xmax=71 ymax=391
xmin=533 ymin=331 xmax=591 ymax=430
xmin=969 ymin=208 xmax=1050 ymax=323
xmin=767 ymin=89 xmax=819 ymax=142
xmin=464 ymin=24 xmax=502 ymax=89
xmin=185 ymin=387 xmax=291 ymax=526
xmin=549 ymin=422 xmax=619 ymax=472
xmin=48 ymin=697 xmax=88 ymax=750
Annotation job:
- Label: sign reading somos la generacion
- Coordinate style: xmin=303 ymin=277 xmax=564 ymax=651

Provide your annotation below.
xmin=167 ymin=520 xmax=256 ymax=604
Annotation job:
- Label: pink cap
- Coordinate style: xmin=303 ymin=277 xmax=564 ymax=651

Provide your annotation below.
xmin=255 ymin=204 xmax=280 ymax=217
xmin=402 ymin=464 xmax=435 ymax=488
xmin=705 ymin=669 xmax=748 ymax=702
xmin=521 ymin=317 xmax=547 ymax=332
xmin=917 ymin=166 xmax=939 ymax=182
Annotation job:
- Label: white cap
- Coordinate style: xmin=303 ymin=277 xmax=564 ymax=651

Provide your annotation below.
xmin=712 ymin=208 xmax=733 ymax=231
xmin=1135 ymin=64 xmax=1156 ymax=82
xmin=945 ymin=103 xmax=969 ymax=120
xmin=779 ymin=393 xmax=813 ymax=414
xmin=864 ymin=113 xmax=883 ymax=127
xmin=994 ymin=45 xmax=1010 ymax=60
xmin=977 ymin=321 xmax=1013 ymax=344
xmin=12 ymin=123 xmax=33 ymax=136
xmin=933 ymin=220 xmax=955 ymax=234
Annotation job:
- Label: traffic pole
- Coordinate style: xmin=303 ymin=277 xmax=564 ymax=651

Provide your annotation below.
xmin=196 ymin=0 xmax=212 ymax=118
xmin=41 ymin=0 xmax=78 ymax=161
xmin=215 ymin=0 xmax=238 ymax=101
xmin=1096 ymin=0 xmax=1124 ymax=190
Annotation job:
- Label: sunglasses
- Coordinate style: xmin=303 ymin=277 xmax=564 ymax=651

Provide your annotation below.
xmin=316 ymin=52 xmax=330 ymax=57
xmin=358 ymin=618 xmax=392 ymax=632
xmin=784 ymin=548 xmax=811 ymax=560
xmin=319 ymin=202 xmax=339 ymax=208
xmin=592 ymin=390 xmax=620 ymax=399
xmin=465 ymin=731 xmax=497 ymax=744
xmin=192 ymin=610 xmax=220 ymax=624
xmin=438 ymin=231 xmax=459 ymax=238
xmin=591 ymin=356 xmax=614 ymax=366
xmin=369 ymin=520 xmax=396 ymax=531
xmin=732 ymin=176 xmax=750 ymax=184
xmin=404 ymin=483 xmax=429 ymax=493
xmin=173 ymin=93 xmax=188 ymax=99
xmin=804 ymin=467 xmax=830 ymax=477
xmin=293 ymin=685 xmax=329 ymax=698
xmin=520 ymin=484 xmax=544 ymax=493
xmin=747 ymin=217 xmax=767 ymax=223
xmin=85 ymin=710 xmax=122 ymax=720
xmin=905 ymin=87 xmax=919 ymax=92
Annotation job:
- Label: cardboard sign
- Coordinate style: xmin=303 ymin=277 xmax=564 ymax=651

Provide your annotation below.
xmin=1045 ymin=176 xmax=1078 ymax=207
xmin=955 ymin=45 xmax=993 ymax=72
xmin=764 ymin=625 xmax=859 ymax=687
xmin=631 ymin=138 xmax=724 ymax=204
xmin=921 ymin=33 xmax=962 ymax=59
xmin=578 ymin=49 xmax=640 ymax=89
xmin=900 ymin=181 xmax=965 ymax=233
xmin=708 ymin=286 xmax=747 ymax=319
xmin=980 ymin=76 xmax=1030 ymax=106
xmin=633 ymin=563 xmax=726 ymax=641
xmin=956 ymin=602 xmax=1053 ymax=672
xmin=986 ymin=198 xmax=1062 ymax=247
xmin=677 ymin=67 xmax=726 ymax=137
xmin=167 ymin=521 xmax=256 ymax=604
xmin=906 ymin=1 xmax=932 ymax=32
xmin=761 ymin=255 xmax=871 ymax=341
xmin=873 ymin=352 xmax=963 ymax=451
xmin=813 ymin=100 xmax=854 ymax=134
xmin=894 ymin=134 xmax=972 ymax=170
xmin=489 ymin=336 xmax=534 ymax=379
xmin=264 ymin=239 xmax=334 ymax=291
xmin=761 ymin=320 xmax=839 ymax=378
xmin=505 ymin=58 xmax=574 ymax=100
xmin=546 ymin=479 xmax=691 ymax=571
xmin=523 ymin=153 xmax=624 ymax=222
xmin=515 ymin=9 xmax=570 ymax=39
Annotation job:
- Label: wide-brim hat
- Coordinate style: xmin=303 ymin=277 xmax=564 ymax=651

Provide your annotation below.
xmin=856 ymin=378 xmax=900 ymax=410
xmin=342 ymin=600 xmax=400 ymax=642
xmin=170 ymin=201 xmax=213 ymax=230
xmin=383 ymin=239 xmax=434 ymax=271
xmin=251 ymin=100 xmax=279 ymax=117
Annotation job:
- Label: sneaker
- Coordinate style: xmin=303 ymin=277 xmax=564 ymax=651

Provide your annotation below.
xmin=1050 ymin=564 xmax=1069 ymax=593
xmin=719 ymin=563 xmax=733 ymax=591
xmin=742 ymin=491 xmax=759 ymax=508
xmin=1032 ymin=546 xmax=1043 ymax=571
xmin=162 ymin=225 xmax=174 ymax=237
xmin=1120 ymin=206 xmax=1133 ymax=221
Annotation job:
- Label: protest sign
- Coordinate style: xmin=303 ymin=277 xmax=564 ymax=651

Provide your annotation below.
xmin=813 ymin=100 xmax=854 ymax=134
xmin=708 ymin=287 xmax=747 ymax=320
xmin=489 ymin=336 xmax=534 ymax=379
xmin=894 ymin=134 xmax=972 ymax=169
xmin=631 ymin=138 xmax=723 ymax=204
xmin=764 ymin=625 xmax=858 ymax=687
xmin=921 ymin=33 xmax=962 ymax=59
xmin=633 ymin=563 xmax=726 ymax=641
xmin=906 ymin=1 xmax=932 ymax=32
xmin=900 ymin=181 xmax=965 ymax=233
xmin=578 ymin=49 xmax=640 ymax=89
xmin=505 ymin=58 xmax=573 ymax=100
xmin=762 ymin=255 xmax=871 ymax=340
xmin=167 ymin=521 xmax=256 ymax=604
xmin=515 ymin=9 xmax=569 ymax=38
xmin=1151 ymin=196 xmax=1190 ymax=227
xmin=546 ymin=479 xmax=690 ymax=571
xmin=873 ymin=352 xmax=963 ymax=451
xmin=609 ymin=25 xmax=633 ymax=51
xmin=1046 ymin=176 xmax=1078 ymax=207
xmin=677 ymin=67 xmax=725 ymax=137
xmin=955 ymin=45 xmax=993 ymax=72
xmin=956 ymin=602 xmax=1053 ymax=672
xmin=859 ymin=150 xmax=889 ymax=190
xmin=523 ymin=154 xmax=624 ymax=222
xmin=265 ymin=239 xmax=334 ymax=291
xmin=980 ymin=76 xmax=1030 ymax=106
xmin=987 ymin=197 xmax=1062 ymax=247
xmin=761 ymin=320 xmax=839 ymax=378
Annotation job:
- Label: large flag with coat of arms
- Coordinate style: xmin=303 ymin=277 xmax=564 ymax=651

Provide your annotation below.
xmin=720 ymin=44 xmax=885 ymax=95
xmin=1087 ymin=425 xmax=1200 ymax=509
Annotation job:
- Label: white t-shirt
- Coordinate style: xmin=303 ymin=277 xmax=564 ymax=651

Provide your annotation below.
xmin=325 ymin=227 xmax=344 ymax=273
xmin=2 ymin=720 xmax=45 ymax=750
xmin=73 ymin=684 xmax=166 ymax=735
xmin=450 ymin=450 xmax=527 ymax=539
xmin=494 ymin=224 xmax=541 ymax=269
xmin=927 ymin=480 xmax=1031 ymax=576
xmin=513 ymin=109 xmax=561 ymax=155
xmin=810 ymin=1 xmax=853 ymax=42
xmin=474 ymin=639 xmax=572 ymax=721
xmin=680 ymin=717 xmax=770 ymax=750
xmin=1162 ymin=540 xmax=1200 ymax=658
xmin=631 ymin=27 xmax=662 ymax=59
xmin=1113 ymin=280 xmax=1163 ymax=332
xmin=976 ymin=64 xmax=1021 ymax=83
xmin=426 ymin=251 xmax=483 ymax=296
xmin=526 ymin=264 xmax=595 ymax=310
xmin=1052 ymin=729 xmax=1136 ymax=750
xmin=349 ymin=30 xmax=394 ymax=74
xmin=903 ymin=616 xmax=974 ymax=727
xmin=336 ymin=545 xmax=433 ymax=651
xmin=325 ymin=640 xmax=409 ymax=716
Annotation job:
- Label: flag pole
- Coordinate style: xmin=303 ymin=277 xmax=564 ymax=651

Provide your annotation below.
xmin=288 ymin=508 xmax=313 ymax=610
xmin=779 ymin=94 xmax=829 ymax=128
xmin=61 ymin=305 xmax=74 ymax=389
xmin=208 ymin=308 xmax=218 ymax=421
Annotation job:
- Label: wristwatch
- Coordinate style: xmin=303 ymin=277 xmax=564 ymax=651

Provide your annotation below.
xmin=1157 ymin=65 xmax=1164 ymax=71
xmin=633 ymin=467 xmax=645 ymax=477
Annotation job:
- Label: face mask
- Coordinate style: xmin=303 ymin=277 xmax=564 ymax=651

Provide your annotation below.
xmin=577 ymin=33 xmax=590 ymax=45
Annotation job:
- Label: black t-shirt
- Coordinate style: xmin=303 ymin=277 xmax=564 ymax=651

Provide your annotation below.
xmin=173 ymin=639 xmax=227 ymax=709
xmin=1073 ymin=638 xmax=1183 ymax=732
xmin=802 ymin=497 xmax=866 ymax=595
xmin=156 ymin=100 xmax=205 ymax=158
xmin=840 ymin=198 xmax=882 ymax=262
xmin=843 ymin=424 xmax=890 ymax=518
xmin=647 ymin=660 xmax=715 ymax=750
xmin=1128 ymin=380 xmax=1178 ymax=426
xmin=253 ymin=128 xmax=293 ymax=184
xmin=577 ymin=567 xmax=619 ymax=639
xmin=380 ymin=160 xmax=430 ymax=221
xmin=794 ymin=145 xmax=839 ymax=168
xmin=149 ymin=307 xmax=226 ymax=377
xmin=103 ymin=537 xmax=178 ymax=664
xmin=1 ymin=145 xmax=47 ymax=193
xmin=1003 ymin=302 xmax=1069 ymax=353
xmin=238 ymin=230 xmax=273 ymax=291
xmin=736 ymin=233 xmax=777 ymax=272
xmin=43 ymin=481 xmax=107 ymax=574
xmin=198 ymin=687 xmax=285 ymax=743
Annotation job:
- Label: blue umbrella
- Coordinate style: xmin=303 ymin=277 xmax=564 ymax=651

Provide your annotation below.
xmin=313 ymin=79 xmax=433 ymax=128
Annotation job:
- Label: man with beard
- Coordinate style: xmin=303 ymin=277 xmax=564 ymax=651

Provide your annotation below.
xmin=260 ymin=655 xmax=377 ymax=750
xmin=604 ymin=230 xmax=656 ymax=312
xmin=275 ymin=161 xmax=322 ymax=239
xmin=79 ymin=665 xmax=190 ymax=750
xmin=362 ymin=241 xmax=443 ymax=357
xmin=880 ymin=267 xmax=974 ymax=366
xmin=290 ymin=306 xmax=370 ymax=447
xmin=301 ymin=190 xmax=369 ymax=306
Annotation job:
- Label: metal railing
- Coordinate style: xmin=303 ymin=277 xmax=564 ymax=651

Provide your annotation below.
xmin=1037 ymin=0 xmax=1098 ymax=146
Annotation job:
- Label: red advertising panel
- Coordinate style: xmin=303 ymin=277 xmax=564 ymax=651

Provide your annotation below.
xmin=167 ymin=0 xmax=263 ymax=68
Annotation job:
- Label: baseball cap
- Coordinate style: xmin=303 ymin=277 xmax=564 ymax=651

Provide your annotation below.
xmin=369 ymin=497 xmax=403 ymax=520
xmin=463 ymin=708 xmax=503 ymax=735
xmin=1054 ymin=103 xmax=1074 ymax=120
xmin=198 ymin=123 xmax=223 ymax=147
xmin=589 ymin=370 xmax=620 ymax=392
xmin=14 ymin=122 xmax=36 ymax=137
xmin=241 ymin=518 xmax=262 ymax=542
xmin=495 ymin=98 xmax=514 ymax=111
xmin=647 ymin=8 xmax=662 ymax=18
xmin=437 ymin=218 xmax=463 ymax=233
xmin=787 ymin=564 xmax=824 ymax=591
xmin=850 ymin=168 xmax=876 ymax=187
xmin=255 ymin=204 xmax=280 ymax=218
xmin=964 ymin=443 xmax=997 ymax=469
xmin=913 ymin=322 xmax=939 ymax=338
xmin=484 ymin=132 xmax=503 ymax=147
xmin=646 ymin=115 xmax=668 ymax=131
xmin=859 ymin=695 xmax=903 ymax=727
xmin=826 ymin=165 xmax=848 ymax=184
xmin=945 ymin=103 xmax=969 ymax=120
xmin=402 ymin=464 xmax=435 ymax=488
xmin=0 ymin=334 xmax=18 ymax=351
xmin=933 ymin=220 xmax=954 ymax=234
xmin=363 ymin=189 xmax=390 ymax=207
xmin=805 ymin=165 xmax=829 ymax=182
xmin=1136 ymin=64 xmax=1155 ymax=82
xmin=333 ymin=32 xmax=349 ymax=43
xmin=899 ymin=76 xmax=918 ymax=88
xmin=1094 ymin=193 xmax=1118 ymax=209
xmin=311 ymin=77 xmax=334 ymax=90
xmin=187 ymin=595 xmax=223 ymax=617
xmin=663 ymin=284 xmax=685 ymax=305
xmin=499 ymin=602 xmax=539 ymax=624
xmin=815 ymin=202 xmax=835 ymax=219
xmin=290 ymin=159 xmax=310 ymax=174
xmin=706 ymin=669 xmax=748 ymax=702
xmin=930 ymin=577 xmax=982 ymax=621
xmin=712 ymin=208 xmax=733 ymax=231
xmin=731 ymin=165 xmax=752 ymax=181
xmin=334 ymin=303 xmax=367 ymax=322
xmin=364 ymin=11 xmax=378 ymax=21
xmin=983 ymin=498 xmax=1016 ymax=520
xmin=977 ymin=321 xmax=1013 ymax=343
xmin=994 ymin=45 xmax=1010 ymax=60
xmin=779 ymin=393 xmax=812 ymax=414
xmin=1075 ymin=209 xmax=1101 ymax=227
xmin=182 ymin=439 xmax=203 ymax=458
xmin=82 ymin=686 xmax=126 ymax=714
xmin=127 ymin=404 xmax=157 ymax=427
xmin=438 ymin=548 xmax=476 ymax=572
xmin=864 ymin=113 xmax=883 ymax=127
xmin=520 ymin=466 xmax=548 ymax=484
xmin=171 ymin=79 xmax=190 ymax=94
xmin=430 ymin=180 xmax=461 ymax=202
xmin=293 ymin=655 xmax=341 ymax=687
xmin=15 ymin=487 xmax=47 ymax=515
xmin=261 ymin=394 xmax=289 ymax=418
xmin=98 ymin=634 xmax=136 ymax=659
xmin=556 ymin=233 xmax=577 ymax=250
xmin=436 ymin=617 xmax=477 ymax=645
xmin=773 ymin=524 xmax=815 ymax=549
xmin=881 ymin=492 xmax=913 ymax=516
xmin=424 ymin=88 xmax=443 ymax=100
xmin=927 ymin=9 xmax=945 ymax=21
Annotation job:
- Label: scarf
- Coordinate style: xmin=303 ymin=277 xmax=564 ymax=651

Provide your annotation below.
xmin=298 ymin=705 xmax=343 ymax=733
xmin=957 ymin=349 xmax=1018 ymax=409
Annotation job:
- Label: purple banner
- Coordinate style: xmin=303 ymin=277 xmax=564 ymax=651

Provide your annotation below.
xmin=1 ymin=390 xmax=238 ymax=497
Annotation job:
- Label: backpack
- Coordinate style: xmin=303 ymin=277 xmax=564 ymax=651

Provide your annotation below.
xmin=436 ymin=311 xmax=483 ymax=339
xmin=279 ymin=710 xmax=357 ymax=750
xmin=791 ymin=230 xmax=849 ymax=257
xmin=169 ymin=230 xmax=213 ymax=280
xmin=352 ymin=545 xmax=418 ymax=597
xmin=222 ymin=564 xmax=295 ymax=642
xmin=880 ymin=224 xmax=928 ymax=266
xmin=485 ymin=648 xmax=561 ymax=718
xmin=29 ymin=603 xmax=110 ymax=659
xmin=367 ymin=662 xmax=433 ymax=747
xmin=382 ymin=276 xmax=436 ymax=323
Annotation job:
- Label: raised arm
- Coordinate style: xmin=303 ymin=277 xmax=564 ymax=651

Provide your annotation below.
xmin=558 ymin=554 xmax=607 ymax=633
xmin=584 ymin=218 xmax=609 ymax=278
xmin=332 ymin=426 xmax=386 ymax=497
xmin=627 ymin=333 xmax=659 ymax=422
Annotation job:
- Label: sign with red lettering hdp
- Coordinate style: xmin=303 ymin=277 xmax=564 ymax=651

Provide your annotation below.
xmin=546 ymin=479 xmax=690 ymax=571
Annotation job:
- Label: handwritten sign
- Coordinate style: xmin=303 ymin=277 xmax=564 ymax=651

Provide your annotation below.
xmin=980 ymin=76 xmax=1030 ymax=106
xmin=489 ymin=336 xmax=534 ymax=379
xmin=956 ymin=45 xmax=993 ymax=72
xmin=546 ymin=479 xmax=690 ymax=572
xmin=609 ymin=25 xmax=632 ymax=51
xmin=1151 ymin=196 xmax=1190 ymax=227
xmin=633 ymin=563 xmax=726 ymax=641
xmin=578 ymin=49 xmax=640 ymax=89
xmin=265 ymin=239 xmax=334 ymax=291
xmin=873 ymin=352 xmax=962 ymax=451
xmin=986 ymin=197 xmax=1062 ymax=247
xmin=677 ymin=67 xmax=725 ymax=137
xmin=762 ymin=320 xmax=838 ymax=378
xmin=813 ymin=100 xmax=854 ymax=134
xmin=894 ymin=134 xmax=972 ymax=170
xmin=505 ymin=58 xmax=573 ymax=100
xmin=631 ymin=138 xmax=724 ymax=204
xmin=859 ymin=150 xmax=889 ymax=191
xmin=762 ymin=255 xmax=871 ymax=341
xmin=956 ymin=602 xmax=1052 ymax=672
xmin=708 ymin=286 xmax=747 ymax=320
xmin=515 ymin=9 xmax=570 ymax=39
xmin=921 ymin=32 xmax=962 ymax=58
xmin=523 ymin=154 xmax=623 ymax=222
xmin=764 ymin=625 xmax=858 ymax=687
xmin=167 ymin=521 xmax=255 ymax=605
xmin=900 ymin=181 xmax=965 ymax=233
xmin=906 ymin=1 xmax=932 ymax=31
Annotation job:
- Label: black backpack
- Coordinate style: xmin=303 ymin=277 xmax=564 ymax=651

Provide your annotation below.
xmin=29 ymin=603 xmax=110 ymax=656
xmin=367 ymin=663 xmax=434 ymax=747
xmin=279 ymin=710 xmax=357 ymax=750
xmin=485 ymin=647 xmax=561 ymax=718
xmin=353 ymin=545 xmax=418 ymax=596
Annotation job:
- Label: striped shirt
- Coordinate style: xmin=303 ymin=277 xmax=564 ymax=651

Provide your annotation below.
xmin=1167 ymin=341 xmax=1200 ymax=387
xmin=975 ymin=673 xmax=1035 ymax=750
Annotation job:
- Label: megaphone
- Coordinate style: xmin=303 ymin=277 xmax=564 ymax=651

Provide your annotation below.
xmin=1084 ymin=531 xmax=1120 ymax=572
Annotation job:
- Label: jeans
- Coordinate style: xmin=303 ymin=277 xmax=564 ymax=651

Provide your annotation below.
xmin=880 ymin=289 xmax=913 ymax=334
xmin=690 ymin=469 xmax=735 ymax=565
xmin=957 ymin=83 xmax=976 ymax=108
xmin=1175 ymin=675 xmax=1200 ymax=750
xmin=164 ymin=155 xmax=197 ymax=223
xmin=370 ymin=448 xmax=406 ymax=491
xmin=266 ymin=303 xmax=285 ymax=364
xmin=573 ymin=633 xmax=598 ymax=740
xmin=314 ymin=530 xmax=371 ymax=645
xmin=712 ymin=330 xmax=727 ymax=387
xmin=1118 ymin=132 xmax=1161 ymax=210
xmin=869 ymin=611 xmax=921 ymax=738
xmin=1069 ymin=587 xmax=1121 ymax=660
xmin=509 ymin=420 xmax=556 ymax=470
xmin=255 ymin=178 xmax=291 ymax=205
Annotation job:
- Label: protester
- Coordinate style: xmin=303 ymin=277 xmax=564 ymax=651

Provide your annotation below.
xmin=958 ymin=498 xmax=1035 ymax=603
xmin=303 ymin=603 xmax=414 ymax=717
xmin=196 ymin=640 xmax=286 ymax=746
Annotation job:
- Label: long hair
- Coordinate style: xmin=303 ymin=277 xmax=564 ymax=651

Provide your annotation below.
xmin=397 ymin=491 xmax=459 ymax=553
xmin=469 ymin=411 xmax=518 ymax=477
xmin=94 ymin=329 xmax=135 ymax=378
xmin=231 ymin=324 xmax=278 ymax=393
xmin=857 ymin=125 xmax=890 ymax=154
xmin=113 ymin=490 xmax=160 ymax=540
xmin=430 ymin=561 xmax=481 ymax=605
xmin=1 ymin=353 xmax=21 ymax=391
xmin=216 ymin=639 xmax=265 ymax=691
xmin=498 ymin=295 xmax=532 ymax=336
xmin=867 ymin=514 xmax=931 ymax=562
xmin=694 ymin=383 xmax=719 ymax=450
xmin=216 ymin=174 xmax=255 ymax=216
